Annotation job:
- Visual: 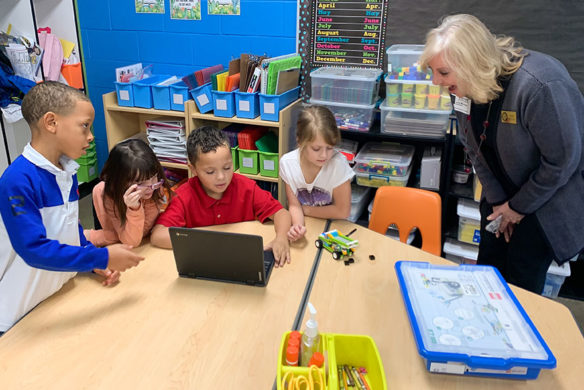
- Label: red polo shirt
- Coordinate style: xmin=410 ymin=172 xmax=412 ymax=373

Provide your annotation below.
xmin=155 ymin=174 xmax=283 ymax=228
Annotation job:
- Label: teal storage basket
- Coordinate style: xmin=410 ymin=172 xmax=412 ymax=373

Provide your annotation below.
xmin=152 ymin=83 xmax=171 ymax=110
xmin=170 ymin=81 xmax=190 ymax=111
xmin=212 ymin=89 xmax=237 ymax=118
xmin=114 ymin=81 xmax=134 ymax=107
xmin=235 ymin=91 xmax=260 ymax=119
xmin=190 ymin=83 xmax=213 ymax=113
xmin=259 ymin=87 xmax=300 ymax=121
xmin=133 ymin=75 xmax=172 ymax=108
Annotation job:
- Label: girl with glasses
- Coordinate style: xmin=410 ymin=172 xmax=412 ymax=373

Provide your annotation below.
xmin=87 ymin=139 xmax=171 ymax=247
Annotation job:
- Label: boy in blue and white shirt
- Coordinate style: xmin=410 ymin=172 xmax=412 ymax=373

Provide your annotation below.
xmin=0 ymin=82 xmax=144 ymax=334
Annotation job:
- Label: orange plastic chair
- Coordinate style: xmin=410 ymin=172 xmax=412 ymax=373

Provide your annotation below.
xmin=368 ymin=187 xmax=442 ymax=255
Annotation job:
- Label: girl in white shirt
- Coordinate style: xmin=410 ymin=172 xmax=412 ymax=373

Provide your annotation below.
xmin=280 ymin=105 xmax=354 ymax=241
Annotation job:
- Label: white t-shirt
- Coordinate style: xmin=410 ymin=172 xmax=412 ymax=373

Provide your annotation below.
xmin=279 ymin=149 xmax=354 ymax=206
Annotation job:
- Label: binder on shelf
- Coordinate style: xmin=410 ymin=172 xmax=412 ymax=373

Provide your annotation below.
xmin=275 ymin=68 xmax=300 ymax=95
xmin=266 ymin=55 xmax=301 ymax=95
xmin=258 ymin=53 xmax=298 ymax=94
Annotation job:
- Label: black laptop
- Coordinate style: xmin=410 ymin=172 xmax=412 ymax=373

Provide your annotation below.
xmin=169 ymin=227 xmax=276 ymax=287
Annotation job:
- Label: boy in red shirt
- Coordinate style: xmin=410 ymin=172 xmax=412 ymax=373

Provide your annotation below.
xmin=151 ymin=126 xmax=292 ymax=266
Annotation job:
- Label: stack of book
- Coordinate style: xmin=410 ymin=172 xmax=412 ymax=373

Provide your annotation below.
xmin=145 ymin=119 xmax=187 ymax=164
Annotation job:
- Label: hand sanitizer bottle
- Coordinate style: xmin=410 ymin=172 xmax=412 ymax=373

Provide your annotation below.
xmin=300 ymin=302 xmax=320 ymax=366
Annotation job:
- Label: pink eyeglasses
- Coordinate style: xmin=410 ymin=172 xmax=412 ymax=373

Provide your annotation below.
xmin=137 ymin=180 xmax=164 ymax=190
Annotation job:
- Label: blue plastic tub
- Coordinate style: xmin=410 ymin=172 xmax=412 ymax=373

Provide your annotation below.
xmin=152 ymin=82 xmax=172 ymax=110
xmin=114 ymin=81 xmax=134 ymax=107
xmin=235 ymin=91 xmax=260 ymax=119
xmin=212 ymin=89 xmax=237 ymax=118
xmin=259 ymin=87 xmax=300 ymax=121
xmin=170 ymin=81 xmax=190 ymax=111
xmin=133 ymin=75 xmax=172 ymax=108
xmin=190 ymin=83 xmax=213 ymax=113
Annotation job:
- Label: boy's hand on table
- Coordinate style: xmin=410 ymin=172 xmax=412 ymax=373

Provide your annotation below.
xmin=93 ymin=268 xmax=120 ymax=286
xmin=287 ymin=224 xmax=307 ymax=242
xmin=266 ymin=237 xmax=291 ymax=267
xmin=107 ymin=244 xmax=145 ymax=272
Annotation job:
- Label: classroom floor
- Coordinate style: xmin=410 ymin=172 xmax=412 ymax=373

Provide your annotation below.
xmin=78 ymin=195 xmax=584 ymax=337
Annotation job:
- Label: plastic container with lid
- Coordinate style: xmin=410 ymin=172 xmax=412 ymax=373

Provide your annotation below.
xmin=354 ymin=142 xmax=415 ymax=177
xmin=543 ymin=261 xmax=571 ymax=299
xmin=310 ymin=98 xmax=375 ymax=132
xmin=310 ymin=67 xmax=383 ymax=105
xmin=385 ymin=76 xmax=452 ymax=112
xmin=443 ymin=238 xmax=479 ymax=264
xmin=380 ymin=98 xmax=450 ymax=139
xmin=336 ymin=138 xmax=359 ymax=163
xmin=386 ymin=44 xmax=431 ymax=80
xmin=395 ymin=261 xmax=556 ymax=379
xmin=348 ymin=183 xmax=371 ymax=223
xmin=355 ymin=166 xmax=411 ymax=188
xmin=457 ymin=199 xmax=480 ymax=245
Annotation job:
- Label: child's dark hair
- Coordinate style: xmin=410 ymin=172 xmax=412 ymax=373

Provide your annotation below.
xmin=296 ymin=105 xmax=340 ymax=148
xmin=100 ymin=139 xmax=170 ymax=226
xmin=21 ymin=81 xmax=90 ymax=128
xmin=187 ymin=125 xmax=230 ymax=164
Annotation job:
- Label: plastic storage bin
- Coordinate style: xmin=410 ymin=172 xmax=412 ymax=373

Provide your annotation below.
xmin=238 ymin=149 xmax=259 ymax=175
xmin=337 ymin=138 xmax=359 ymax=163
xmin=386 ymin=77 xmax=452 ymax=112
xmin=310 ymin=67 xmax=383 ymax=105
xmin=457 ymin=199 xmax=480 ymax=245
xmin=395 ymin=261 xmax=556 ymax=379
xmin=310 ymin=98 xmax=375 ymax=132
xmin=152 ymin=82 xmax=172 ymax=110
xmin=348 ymin=183 xmax=371 ymax=223
xmin=189 ymin=82 xmax=213 ymax=113
xmin=443 ymin=238 xmax=479 ymax=265
xmin=354 ymin=142 xmax=415 ymax=177
xmin=386 ymin=44 xmax=430 ymax=79
xmin=380 ymin=98 xmax=450 ymax=138
xmin=170 ymin=81 xmax=190 ymax=111
xmin=259 ymin=151 xmax=279 ymax=178
xmin=543 ymin=261 xmax=571 ymax=299
xmin=235 ymin=91 xmax=260 ymax=119
xmin=277 ymin=331 xmax=387 ymax=390
xmin=259 ymin=86 xmax=300 ymax=121
xmin=212 ymin=89 xmax=237 ymax=118
xmin=133 ymin=75 xmax=172 ymax=108
xmin=114 ymin=80 xmax=134 ymax=107
xmin=354 ymin=166 xmax=411 ymax=188
xmin=77 ymin=158 xmax=98 ymax=183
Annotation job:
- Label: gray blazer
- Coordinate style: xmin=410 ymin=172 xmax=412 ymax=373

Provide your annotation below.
xmin=455 ymin=50 xmax=584 ymax=262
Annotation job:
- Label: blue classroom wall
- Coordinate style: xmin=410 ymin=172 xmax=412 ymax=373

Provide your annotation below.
xmin=77 ymin=0 xmax=298 ymax=169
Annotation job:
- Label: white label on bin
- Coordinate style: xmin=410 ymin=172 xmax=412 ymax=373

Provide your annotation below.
xmin=119 ymin=90 xmax=129 ymax=101
xmin=197 ymin=94 xmax=209 ymax=106
xmin=263 ymin=102 xmax=275 ymax=114
xmin=89 ymin=166 xmax=96 ymax=176
xmin=242 ymin=157 xmax=253 ymax=168
xmin=429 ymin=362 xmax=466 ymax=375
xmin=239 ymin=100 xmax=250 ymax=112
xmin=216 ymin=99 xmax=227 ymax=110
xmin=263 ymin=160 xmax=275 ymax=171
xmin=173 ymin=93 xmax=184 ymax=105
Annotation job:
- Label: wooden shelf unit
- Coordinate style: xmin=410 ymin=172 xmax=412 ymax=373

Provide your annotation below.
xmin=103 ymin=91 xmax=299 ymax=203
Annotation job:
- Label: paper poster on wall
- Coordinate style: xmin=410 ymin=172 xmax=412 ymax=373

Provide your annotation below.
xmin=208 ymin=0 xmax=240 ymax=15
xmin=171 ymin=0 xmax=202 ymax=20
xmin=297 ymin=0 xmax=390 ymax=101
xmin=135 ymin=0 xmax=165 ymax=14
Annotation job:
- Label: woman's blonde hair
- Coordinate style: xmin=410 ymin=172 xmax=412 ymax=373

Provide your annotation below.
xmin=420 ymin=14 xmax=526 ymax=103
xmin=296 ymin=105 xmax=340 ymax=149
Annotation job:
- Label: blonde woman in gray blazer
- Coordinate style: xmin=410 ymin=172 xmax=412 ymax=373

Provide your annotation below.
xmin=420 ymin=14 xmax=584 ymax=294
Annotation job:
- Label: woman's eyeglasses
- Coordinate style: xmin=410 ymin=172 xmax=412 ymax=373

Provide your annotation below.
xmin=137 ymin=180 xmax=164 ymax=190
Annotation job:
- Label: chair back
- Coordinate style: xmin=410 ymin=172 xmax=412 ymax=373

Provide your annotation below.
xmin=368 ymin=187 xmax=441 ymax=255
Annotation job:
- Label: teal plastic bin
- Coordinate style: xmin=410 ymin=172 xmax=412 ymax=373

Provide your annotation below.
xmin=259 ymin=87 xmax=300 ymax=121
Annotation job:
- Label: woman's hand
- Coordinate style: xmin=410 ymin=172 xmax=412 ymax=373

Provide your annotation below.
xmin=123 ymin=184 xmax=142 ymax=210
xmin=487 ymin=202 xmax=524 ymax=242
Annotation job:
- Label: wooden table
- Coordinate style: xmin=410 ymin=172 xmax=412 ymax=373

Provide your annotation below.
xmin=0 ymin=218 xmax=326 ymax=389
xmin=301 ymin=219 xmax=584 ymax=389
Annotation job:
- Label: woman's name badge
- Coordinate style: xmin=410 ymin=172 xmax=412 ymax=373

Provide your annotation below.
xmin=454 ymin=96 xmax=471 ymax=115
